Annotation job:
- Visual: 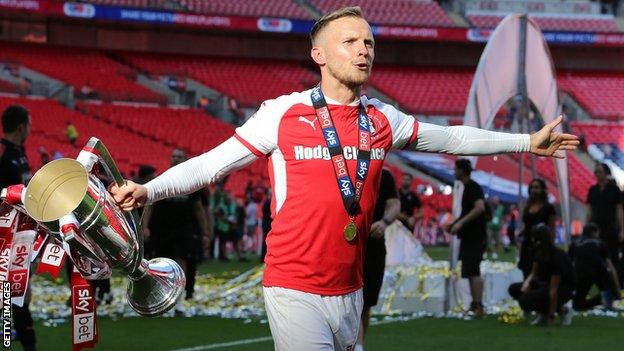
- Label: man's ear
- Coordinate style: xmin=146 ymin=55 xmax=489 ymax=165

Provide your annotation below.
xmin=311 ymin=46 xmax=326 ymax=66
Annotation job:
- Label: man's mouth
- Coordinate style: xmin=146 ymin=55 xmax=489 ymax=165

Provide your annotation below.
xmin=355 ymin=62 xmax=369 ymax=71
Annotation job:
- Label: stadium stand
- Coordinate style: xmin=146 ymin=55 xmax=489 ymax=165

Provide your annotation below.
xmin=123 ymin=54 xmax=318 ymax=106
xmin=570 ymin=121 xmax=624 ymax=149
xmin=80 ymin=0 xmax=168 ymax=9
xmin=558 ymin=71 xmax=624 ymax=121
xmin=0 ymin=96 xmax=172 ymax=174
xmin=176 ymin=0 xmax=313 ymax=19
xmin=370 ymin=66 xmax=473 ymax=115
xmin=309 ymin=0 xmax=456 ymax=26
xmin=467 ymin=14 xmax=620 ymax=32
xmin=0 ymin=42 xmax=166 ymax=104
xmin=80 ymin=103 xmax=231 ymax=156
xmin=0 ymin=80 xmax=19 ymax=94
xmin=509 ymin=151 xmax=593 ymax=200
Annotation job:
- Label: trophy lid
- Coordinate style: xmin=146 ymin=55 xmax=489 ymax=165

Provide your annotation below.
xmin=24 ymin=158 xmax=89 ymax=222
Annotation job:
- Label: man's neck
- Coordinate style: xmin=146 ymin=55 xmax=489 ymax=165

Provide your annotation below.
xmin=2 ymin=133 xmax=21 ymax=146
xmin=400 ymin=186 xmax=410 ymax=193
xmin=459 ymin=175 xmax=470 ymax=184
xmin=320 ymin=78 xmax=360 ymax=105
xmin=597 ymin=178 xmax=608 ymax=187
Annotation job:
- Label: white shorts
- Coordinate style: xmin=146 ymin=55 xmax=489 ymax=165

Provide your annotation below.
xmin=263 ymin=286 xmax=363 ymax=351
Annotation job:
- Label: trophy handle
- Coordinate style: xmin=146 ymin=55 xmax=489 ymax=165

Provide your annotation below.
xmin=77 ymin=137 xmax=144 ymax=271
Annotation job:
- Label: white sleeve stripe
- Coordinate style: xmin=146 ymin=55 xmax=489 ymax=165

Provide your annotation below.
xmin=234 ymin=133 xmax=264 ymax=157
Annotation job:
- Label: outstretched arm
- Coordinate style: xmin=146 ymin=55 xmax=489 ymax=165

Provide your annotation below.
xmin=109 ymin=137 xmax=258 ymax=210
xmin=409 ymin=116 xmax=578 ymax=157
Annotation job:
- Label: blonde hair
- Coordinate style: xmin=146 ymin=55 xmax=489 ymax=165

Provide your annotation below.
xmin=310 ymin=6 xmax=364 ymax=44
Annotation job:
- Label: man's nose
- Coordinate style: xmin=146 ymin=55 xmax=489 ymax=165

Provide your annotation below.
xmin=356 ymin=41 xmax=370 ymax=57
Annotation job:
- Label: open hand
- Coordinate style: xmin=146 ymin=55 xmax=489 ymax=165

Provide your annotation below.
xmin=529 ymin=116 xmax=579 ymax=159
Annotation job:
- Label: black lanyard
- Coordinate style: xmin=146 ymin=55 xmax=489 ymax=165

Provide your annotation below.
xmin=310 ymin=87 xmax=371 ymax=217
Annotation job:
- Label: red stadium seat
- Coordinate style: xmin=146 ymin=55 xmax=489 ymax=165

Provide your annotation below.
xmin=0 ymin=42 xmax=166 ymax=105
xmin=123 ymin=54 xmax=319 ymax=106
xmin=310 ymin=0 xmax=456 ymax=27
xmin=467 ymin=14 xmax=620 ymax=33
xmin=177 ymin=0 xmax=313 ymax=19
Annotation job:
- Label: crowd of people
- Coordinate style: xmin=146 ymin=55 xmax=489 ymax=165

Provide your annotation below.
xmin=449 ymin=158 xmax=623 ymax=328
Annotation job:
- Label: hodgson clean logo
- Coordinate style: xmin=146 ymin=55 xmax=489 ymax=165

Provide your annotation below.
xmin=294 ymin=145 xmax=385 ymax=161
xmin=63 ymin=2 xmax=96 ymax=19
xmin=257 ymin=18 xmax=292 ymax=33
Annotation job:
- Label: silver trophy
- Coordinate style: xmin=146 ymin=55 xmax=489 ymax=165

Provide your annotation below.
xmin=2 ymin=137 xmax=185 ymax=316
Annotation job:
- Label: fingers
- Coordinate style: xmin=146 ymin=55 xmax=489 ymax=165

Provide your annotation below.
xmin=547 ymin=115 xmax=563 ymax=129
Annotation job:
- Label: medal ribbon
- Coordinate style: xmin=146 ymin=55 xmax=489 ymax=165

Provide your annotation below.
xmin=311 ymin=87 xmax=371 ymax=217
xmin=8 ymin=213 xmax=37 ymax=307
xmin=71 ymin=266 xmax=98 ymax=351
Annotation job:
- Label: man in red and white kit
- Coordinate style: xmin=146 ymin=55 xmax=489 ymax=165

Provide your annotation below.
xmin=109 ymin=7 xmax=578 ymax=350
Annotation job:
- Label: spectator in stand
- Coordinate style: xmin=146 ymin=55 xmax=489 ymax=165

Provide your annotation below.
xmin=234 ymin=198 xmax=248 ymax=261
xmin=578 ymin=132 xmax=586 ymax=152
xmin=214 ymin=190 xmax=237 ymax=261
xmin=397 ymin=173 xmax=423 ymax=231
xmin=518 ymin=178 xmax=556 ymax=279
xmin=449 ymin=159 xmax=487 ymax=317
xmin=18 ymin=77 xmax=31 ymax=96
xmin=586 ymin=162 xmax=624 ymax=283
xmin=142 ymin=149 xmax=210 ymax=314
xmin=37 ymin=146 xmax=49 ymax=168
xmin=66 ymin=121 xmax=78 ymax=146
xmin=356 ymin=169 xmax=400 ymax=351
xmin=133 ymin=164 xmax=157 ymax=257
xmin=505 ymin=203 xmax=519 ymax=251
xmin=244 ymin=180 xmax=254 ymax=202
xmin=508 ymin=224 xmax=575 ymax=326
xmin=569 ymin=223 xmax=621 ymax=310
xmin=198 ymin=96 xmax=210 ymax=111
xmin=486 ymin=196 xmax=504 ymax=259
xmin=261 ymin=188 xmax=272 ymax=262
xmin=245 ymin=198 xmax=259 ymax=255
xmin=0 ymin=105 xmax=36 ymax=351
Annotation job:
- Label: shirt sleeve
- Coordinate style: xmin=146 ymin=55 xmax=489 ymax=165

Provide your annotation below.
xmin=234 ymin=95 xmax=291 ymax=156
xmin=145 ymin=137 xmax=258 ymax=203
xmin=408 ymin=122 xmax=531 ymax=155
xmin=364 ymin=97 xmax=418 ymax=150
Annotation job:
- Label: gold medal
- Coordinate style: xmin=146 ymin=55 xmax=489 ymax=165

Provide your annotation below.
xmin=344 ymin=221 xmax=357 ymax=242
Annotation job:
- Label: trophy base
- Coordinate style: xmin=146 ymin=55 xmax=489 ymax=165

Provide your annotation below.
xmin=126 ymin=257 xmax=186 ymax=317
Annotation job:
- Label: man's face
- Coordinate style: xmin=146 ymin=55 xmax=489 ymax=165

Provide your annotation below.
xmin=170 ymin=149 xmax=186 ymax=166
xmin=315 ymin=17 xmax=375 ymax=88
xmin=18 ymin=116 xmax=31 ymax=144
xmin=528 ymin=181 xmax=542 ymax=198
xmin=401 ymin=175 xmax=412 ymax=189
xmin=454 ymin=166 xmax=463 ymax=180
xmin=594 ymin=165 xmax=607 ymax=182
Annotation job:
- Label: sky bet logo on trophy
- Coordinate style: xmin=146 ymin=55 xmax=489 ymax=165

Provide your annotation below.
xmin=0 ymin=137 xmax=186 ymax=349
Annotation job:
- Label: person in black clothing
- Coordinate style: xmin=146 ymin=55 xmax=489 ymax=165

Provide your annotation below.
xmin=260 ymin=188 xmax=272 ymax=262
xmin=509 ymin=224 xmax=575 ymax=326
xmin=396 ymin=173 xmax=423 ymax=231
xmin=586 ymin=163 xmax=623 ymax=282
xmin=518 ymin=178 xmax=556 ymax=279
xmin=142 ymin=149 xmax=210 ymax=311
xmin=449 ymin=159 xmax=487 ymax=317
xmin=569 ymin=223 xmax=621 ymax=310
xmin=356 ymin=169 xmax=400 ymax=351
xmin=0 ymin=105 xmax=36 ymax=351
